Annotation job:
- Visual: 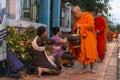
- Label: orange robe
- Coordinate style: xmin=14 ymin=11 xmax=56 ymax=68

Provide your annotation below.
xmin=113 ymin=32 xmax=119 ymax=39
xmin=94 ymin=16 xmax=107 ymax=61
xmin=107 ymin=31 xmax=114 ymax=41
xmin=69 ymin=12 xmax=98 ymax=65
xmin=68 ymin=42 xmax=80 ymax=59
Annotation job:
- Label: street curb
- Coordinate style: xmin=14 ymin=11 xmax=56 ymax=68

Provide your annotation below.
xmin=117 ymin=41 xmax=120 ymax=80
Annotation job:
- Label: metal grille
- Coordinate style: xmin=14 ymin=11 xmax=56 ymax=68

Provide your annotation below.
xmin=60 ymin=2 xmax=73 ymax=32
xmin=22 ymin=0 xmax=40 ymax=22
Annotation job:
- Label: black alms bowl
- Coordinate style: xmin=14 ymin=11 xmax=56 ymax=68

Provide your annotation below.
xmin=67 ymin=34 xmax=80 ymax=42
xmin=67 ymin=34 xmax=80 ymax=46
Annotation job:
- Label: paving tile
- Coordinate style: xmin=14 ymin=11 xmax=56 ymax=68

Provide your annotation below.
xmin=109 ymin=58 xmax=117 ymax=66
xmin=107 ymin=66 xmax=117 ymax=73
xmin=104 ymin=76 xmax=117 ymax=80
xmin=97 ymin=77 xmax=104 ymax=80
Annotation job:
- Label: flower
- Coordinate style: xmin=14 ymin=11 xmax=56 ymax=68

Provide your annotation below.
xmin=19 ymin=42 xmax=24 ymax=47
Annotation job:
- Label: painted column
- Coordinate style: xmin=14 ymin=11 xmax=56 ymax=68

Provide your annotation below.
xmin=52 ymin=0 xmax=61 ymax=27
xmin=39 ymin=0 xmax=50 ymax=37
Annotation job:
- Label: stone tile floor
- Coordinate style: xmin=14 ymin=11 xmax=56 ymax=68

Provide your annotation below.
xmin=0 ymin=42 xmax=118 ymax=80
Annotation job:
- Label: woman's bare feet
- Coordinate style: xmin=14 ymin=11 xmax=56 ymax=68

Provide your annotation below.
xmin=37 ymin=75 xmax=42 ymax=78
xmin=37 ymin=67 xmax=43 ymax=78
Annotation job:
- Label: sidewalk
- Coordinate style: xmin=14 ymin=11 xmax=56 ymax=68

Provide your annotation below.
xmin=0 ymin=42 xmax=118 ymax=80
xmin=29 ymin=42 xmax=118 ymax=80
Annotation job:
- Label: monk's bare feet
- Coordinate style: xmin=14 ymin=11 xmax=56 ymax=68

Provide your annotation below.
xmin=91 ymin=69 xmax=96 ymax=74
xmin=98 ymin=60 xmax=104 ymax=63
xmin=98 ymin=58 xmax=104 ymax=63
xmin=78 ymin=69 xmax=87 ymax=74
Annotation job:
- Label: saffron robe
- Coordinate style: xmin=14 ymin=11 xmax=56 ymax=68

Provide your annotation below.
xmin=113 ymin=32 xmax=119 ymax=39
xmin=94 ymin=16 xmax=107 ymax=61
xmin=69 ymin=12 xmax=98 ymax=65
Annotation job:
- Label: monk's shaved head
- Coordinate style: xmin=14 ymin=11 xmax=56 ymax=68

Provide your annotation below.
xmin=72 ymin=6 xmax=82 ymax=19
xmin=97 ymin=12 xmax=102 ymax=16
xmin=72 ymin=6 xmax=81 ymax=12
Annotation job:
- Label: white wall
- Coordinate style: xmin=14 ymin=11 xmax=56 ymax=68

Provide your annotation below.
xmin=0 ymin=0 xmax=6 ymax=9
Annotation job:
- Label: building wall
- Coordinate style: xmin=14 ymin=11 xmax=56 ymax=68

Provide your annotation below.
xmin=5 ymin=0 xmax=61 ymax=36
xmin=0 ymin=0 xmax=6 ymax=9
xmin=7 ymin=0 xmax=16 ymax=19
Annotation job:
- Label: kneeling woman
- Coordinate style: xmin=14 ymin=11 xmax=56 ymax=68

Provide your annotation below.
xmin=32 ymin=26 xmax=61 ymax=78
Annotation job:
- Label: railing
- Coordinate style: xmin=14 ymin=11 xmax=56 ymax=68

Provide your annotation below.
xmin=0 ymin=24 xmax=7 ymax=61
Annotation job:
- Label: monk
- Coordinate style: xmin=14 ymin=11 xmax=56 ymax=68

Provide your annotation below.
xmin=113 ymin=30 xmax=119 ymax=39
xmin=71 ymin=6 xmax=98 ymax=73
xmin=107 ymin=30 xmax=114 ymax=41
xmin=94 ymin=12 xmax=107 ymax=62
xmin=105 ymin=25 xmax=109 ymax=51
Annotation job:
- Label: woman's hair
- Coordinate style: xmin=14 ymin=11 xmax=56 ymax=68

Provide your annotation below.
xmin=52 ymin=27 xmax=60 ymax=35
xmin=37 ymin=26 xmax=46 ymax=36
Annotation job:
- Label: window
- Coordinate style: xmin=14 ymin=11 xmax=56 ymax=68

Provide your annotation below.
xmin=22 ymin=0 xmax=40 ymax=22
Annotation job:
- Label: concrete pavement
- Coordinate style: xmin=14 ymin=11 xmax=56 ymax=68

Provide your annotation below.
xmin=27 ymin=42 xmax=118 ymax=80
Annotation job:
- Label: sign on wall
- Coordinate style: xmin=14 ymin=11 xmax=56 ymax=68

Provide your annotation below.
xmin=4 ymin=19 xmax=46 ymax=28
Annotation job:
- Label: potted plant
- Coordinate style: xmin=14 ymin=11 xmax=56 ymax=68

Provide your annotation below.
xmin=7 ymin=26 xmax=37 ymax=63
